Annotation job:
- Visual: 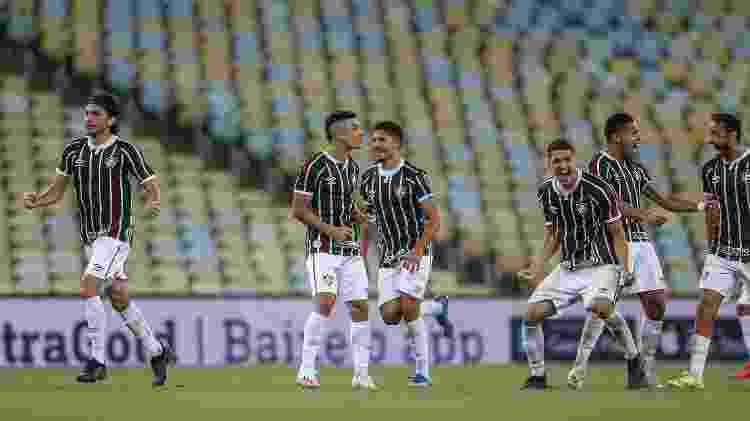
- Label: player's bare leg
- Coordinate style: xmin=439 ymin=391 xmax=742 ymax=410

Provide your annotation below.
xmin=668 ymin=289 xmax=722 ymax=389
xmin=76 ymin=272 xmax=108 ymax=383
xmin=297 ymin=293 xmax=335 ymax=388
xmin=638 ymin=290 xmax=666 ymax=386
xmin=401 ymin=295 xmax=431 ymax=386
xmin=734 ymin=304 xmax=750 ymax=379
xmin=349 ymin=299 xmax=377 ymax=390
xmin=109 ymin=273 xmax=175 ymax=386
xmin=521 ymin=300 xmax=555 ymax=390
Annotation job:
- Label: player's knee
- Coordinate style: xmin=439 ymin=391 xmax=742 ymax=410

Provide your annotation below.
xmin=79 ymin=273 xmax=98 ymax=297
xmin=590 ymin=299 xmax=613 ymax=319
xmin=526 ymin=301 xmax=554 ymax=323
xmin=380 ymin=305 xmax=401 ymax=325
xmin=316 ymin=293 xmax=336 ymax=317
xmin=738 ymin=304 xmax=750 ymax=318
xmin=639 ymin=290 xmax=666 ymax=320
xmin=109 ymin=282 xmax=129 ymax=310
xmin=699 ymin=289 xmax=723 ymax=317
xmin=348 ymin=300 xmax=369 ymax=322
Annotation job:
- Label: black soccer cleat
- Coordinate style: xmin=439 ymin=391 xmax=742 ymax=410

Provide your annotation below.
xmin=521 ymin=375 xmax=547 ymax=390
xmin=626 ymin=354 xmax=649 ymax=390
xmin=76 ymin=359 xmax=108 ymax=383
xmin=150 ymin=341 xmax=177 ymax=387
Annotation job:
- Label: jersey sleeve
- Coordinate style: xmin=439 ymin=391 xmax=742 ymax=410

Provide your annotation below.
xmin=638 ymin=163 xmax=654 ymax=190
xmin=537 ymin=186 xmax=555 ymax=227
xmin=293 ymin=158 xmax=319 ymax=196
xmin=588 ymin=155 xmax=608 ymax=180
xmin=600 ymin=183 xmax=623 ymax=224
xmin=359 ymin=170 xmax=376 ymax=221
xmin=122 ymin=144 xmax=156 ymax=184
xmin=413 ymin=172 xmax=433 ymax=202
xmin=56 ymin=143 xmax=76 ymax=176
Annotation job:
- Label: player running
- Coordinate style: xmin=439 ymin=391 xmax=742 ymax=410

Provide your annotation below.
xmin=22 ymin=92 xmax=175 ymax=386
xmin=360 ymin=121 xmax=441 ymax=386
xmin=668 ymin=113 xmax=749 ymax=390
xmin=521 ymin=138 xmax=644 ymax=390
xmin=291 ymin=111 xmax=377 ymax=390
xmin=363 ymin=145 xmax=453 ymax=338
xmin=570 ymin=113 xmax=710 ymax=389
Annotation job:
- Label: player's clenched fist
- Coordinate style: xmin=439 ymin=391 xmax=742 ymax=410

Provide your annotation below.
xmin=22 ymin=192 xmax=38 ymax=209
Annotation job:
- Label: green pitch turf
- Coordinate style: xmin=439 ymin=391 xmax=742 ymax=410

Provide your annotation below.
xmin=1 ymin=365 xmax=749 ymax=420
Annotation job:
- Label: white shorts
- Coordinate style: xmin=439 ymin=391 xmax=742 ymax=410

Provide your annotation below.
xmin=84 ymin=236 xmax=130 ymax=280
xmin=621 ymin=241 xmax=667 ymax=295
xmin=377 ymin=256 xmax=432 ymax=307
xmin=305 ymin=252 xmax=368 ymax=302
xmin=700 ymin=254 xmax=750 ymax=301
xmin=529 ymin=264 xmax=619 ymax=313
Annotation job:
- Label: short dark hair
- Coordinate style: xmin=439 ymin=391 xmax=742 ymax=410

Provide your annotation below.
xmin=712 ymin=112 xmax=741 ymax=142
xmin=372 ymin=120 xmax=404 ymax=145
xmin=605 ymin=113 xmax=635 ymax=142
xmin=546 ymin=138 xmax=575 ymax=156
xmin=325 ymin=110 xmax=357 ymax=141
xmin=87 ymin=91 xmax=121 ymax=134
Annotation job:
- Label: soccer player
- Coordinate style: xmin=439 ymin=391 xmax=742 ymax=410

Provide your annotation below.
xmin=22 ymin=92 xmax=175 ymax=386
xmin=291 ymin=111 xmax=376 ymax=390
xmin=362 ymin=145 xmax=453 ymax=338
xmin=359 ymin=121 xmax=441 ymax=386
xmin=668 ymin=113 xmax=750 ymax=389
xmin=521 ymin=138 xmax=644 ymax=390
xmin=569 ymin=113 xmax=711 ymax=389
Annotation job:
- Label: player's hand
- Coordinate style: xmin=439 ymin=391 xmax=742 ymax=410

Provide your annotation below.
xmin=519 ymin=262 xmax=544 ymax=289
xmin=325 ymin=225 xmax=353 ymax=242
xmin=352 ymin=207 xmax=368 ymax=225
xmin=22 ymin=192 xmax=38 ymax=209
xmin=642 ymin=208 xmax=668 ymax=225
xmin=616 ymin=266 xmax=636 ymax=287
xmin=400 ymin=250 xmax=420 ymax=272
xmin=144 ymin=199 xmax=160 ymax=217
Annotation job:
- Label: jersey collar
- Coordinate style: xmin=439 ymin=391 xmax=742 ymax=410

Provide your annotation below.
xmin=87 ymin=135 xmax=118 ymax=152
xmin=722 ymin=147 xmax=750 ymax=168
xmin=378 ymin=159 xmax=405 ymax=177
xmin=323 ymin=151 xmax=349 ymax=167
xmin=553 ymin=168 xmax=582 ymax=197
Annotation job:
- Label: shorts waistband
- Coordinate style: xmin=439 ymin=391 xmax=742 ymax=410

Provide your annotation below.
xmin=715 ymin=245 xmax=750 ymax=261
xmin=308 ymin=248 xmax=360 ymax=257
xmin=560 ymin=260 xmax=606 ymax=271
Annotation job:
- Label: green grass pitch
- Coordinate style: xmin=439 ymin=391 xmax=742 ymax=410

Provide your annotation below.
xmin=1 ymin=365 xmax=749 ymax=419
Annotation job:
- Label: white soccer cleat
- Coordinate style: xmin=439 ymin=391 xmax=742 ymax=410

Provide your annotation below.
xmin=567 ymin=367 xmax=585 ymax=390
xmin=296 ymin=371 xmax=321 ymax=389
xmin=352 ymin=375 xmax=379 ymax=391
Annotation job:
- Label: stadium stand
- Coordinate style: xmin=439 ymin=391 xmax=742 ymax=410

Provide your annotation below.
xmin=1 ymin=0 xmax=748 ymax=296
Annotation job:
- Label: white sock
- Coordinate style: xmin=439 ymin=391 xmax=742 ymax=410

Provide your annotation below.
xmin=640 ymin=318 xmax=663 ymax=376
xmin=350 ymin=320 xmax=371 ymax=377
xmin=689 ymin=334 xmax=711 ymax=379
xmin=300 ymin=312 xmax=329 ymax=373
xmin=406 ymin=318 xmax=429 ymax=378
xmin=524 ymin=321 xmax=545 ymax=377
xmin=119 ymin=302 xmax=163 ymax=357
xmin=573 ymin=315 xmax=605 ymax=375
xmin=420 ymin=300 xmax=443 ymax=318
xmin=84 ymin=296 xmax=107 ymax=364
xmin=606 ymin=311 xmax=638 ymax=360
xmin=739 ymin=316 xmax=750 ymax=358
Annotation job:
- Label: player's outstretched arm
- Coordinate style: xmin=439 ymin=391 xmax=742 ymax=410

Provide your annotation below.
xmin=415 ymin=198 xmax=440 ymax=256
xmin=643 ymin=184 xmax=707 ymax=213
xmin=23 ymin=174 xmax=67 ymax=209
xmin=142 ymin=176 xmax=161 ymax=216
xmin=705 ymin=205 xmax=720 ymax=252
xmin=291 ymin=192 xmax=351 ymax=241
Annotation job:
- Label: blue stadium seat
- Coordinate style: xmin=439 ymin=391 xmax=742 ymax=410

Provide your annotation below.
xmin=301 ymin=31 xmax=323 ymax=50
xmin=269 ymin=0 xmax=290 ymax=33
xmin=448 ymin=176 xmax=481 ymax=210
xmin=266 ymin=63 xmax=293 ymax=81
xmin=137 ymin=0 xmax=162 ymax=17
xmin=245 ymin=129 xmax=274 ymax=160
xmin=414 ymin=7 xmax=435 ymax=33
xmin=233 ymin=32 xmax=259 ymax=64
xmin=459 ymin=71 xmax=482 ymax=90
xmin=177 ymin=224 xmax=216 ymax=260
xmin=137 ymin=30 xmax=166 ymax=50
xmin=141 ymin=79 xmax=165 ymax=113
xmin=505 ymin=143 xmax=533 ymax=178
xmin=357 ymin=31 xmax=385 ymax=53
xmin=507 ymin=1 xmax=534 ymax=31
xmin=427 ymin=56 xmax=454 ymax=85
xmin=207 ymin=83 xmax=242 ymax=142
xmin=106 ymin=0 xmax=133 ymax=32
xmin=535 ymin=7 xmax=563 ymax=31
xmin=43 ymin=0 xmax=67 ymax=17
xmin=654 ymin=224 xmax=691 ymax=259
xmin=108 ymin=56 xmax=135 ymax=91
xmin=351 ymin=0 xmax=369 ymax=17
xmin=165 ymin=0 xmax=191 ymax=16
xmin=322 ymin=15 xmax=355 ymax=50
xmin=271 ymin=96 xmax=293 ymax=114
xmin=304 ymin=111 xmax=325 ymax=130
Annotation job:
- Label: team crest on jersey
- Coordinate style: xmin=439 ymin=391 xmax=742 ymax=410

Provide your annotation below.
xmin=104 ymin=156 xmax=119 ymax=169
xmin=549 ymin=206 xmax=559 ymax=214
xmin=74 ymin=159 xmax=86 ymax=167
xmin=744 ymin=172 xmax=750 ymax=183
xmin=712 ymin=175 xmax=720 ymax=184
xmin=576 ymin=202 xmax=588 ymax=215
xmin=394 ymin=186 xmax=406 ymax=199
xmin=322 ymin=272 xmax=335 ymax=287
xmin=325 ymin=176 xmax=336 ymax=186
